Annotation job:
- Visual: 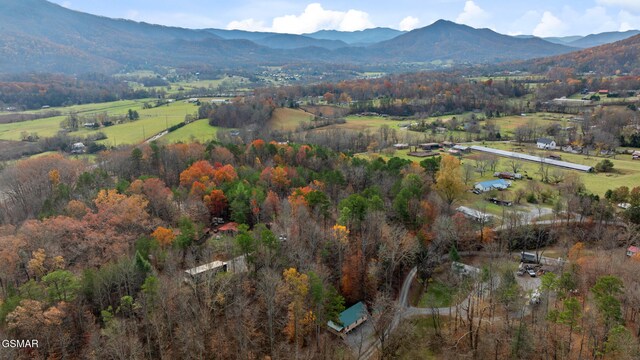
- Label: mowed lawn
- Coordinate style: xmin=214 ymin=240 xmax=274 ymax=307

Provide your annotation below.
xmin=268 ymin=108 xmax=314 ymax=131
xmin=0 ymin=99 xmax=153 ymax=141
xmin=159 ymin=119 xmax=219 ymax=143
xmin=467 ymin=142 xmax=640 ymax=196
xmin=493 ymin=113 xmax=569 ymax=136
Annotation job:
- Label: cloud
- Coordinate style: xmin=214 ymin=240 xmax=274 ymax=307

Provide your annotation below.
xmin=455 ymin=1 xmax=491 ymax=28
xmin=226 ymin=18 xmax=269 ymax=32
xmin=597 ymin=0 xmax=640 ymax=12
xmin=618 ymin=10 xmax=640 ymax=31
xmin=61 ymin=1 xmax=71 ymax=8
xmin=227 ymin=3 xmax=374 ymax=34
xmin=532 ymin=11 xmax=568 ymax=37
xmin=399 ymin=16 xmax=420 ymax=31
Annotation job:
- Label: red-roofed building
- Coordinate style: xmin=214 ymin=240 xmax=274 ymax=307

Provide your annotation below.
xmin=627 ymin=246 xmax=639 ymax=257
xmin=218 ymin=222 xmax=239 ymax=234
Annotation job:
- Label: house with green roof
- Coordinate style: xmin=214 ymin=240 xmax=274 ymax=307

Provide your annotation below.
xmin=327 ymin=301 xmax=368 ymax=336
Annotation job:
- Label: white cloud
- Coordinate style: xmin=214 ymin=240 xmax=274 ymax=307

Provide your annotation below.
xmin=597 ymin=0 xmax=640 ymax=12
xmin=618 ymin=10 xmax=640 ymax=31
xmin=61 ymin=1 xmax=72 ymax=8
xmin=226 ymin=18 xmax=269 ymax=32
xmin=227 ymin=3 xmax=374 ymax=34
xmin=456 ymin=1 xmax=491 ymax=28
xmin=532 ymin=11 xmax=568 ymax=37
xmin=399 ymin=16 xmax=420 ymax=31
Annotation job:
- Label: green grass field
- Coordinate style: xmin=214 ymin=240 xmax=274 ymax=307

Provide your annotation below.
xmin=135 ymin=76 xmax=251 ymax=95
xmin=474 ymin=142 xmax=640 ymax=195
xmin=0 ymin=99 xmax=200 ymax=146
xmin=159 ymin=119 xmax=219 ymax=143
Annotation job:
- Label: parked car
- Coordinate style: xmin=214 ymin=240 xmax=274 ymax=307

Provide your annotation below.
xmin=527 ymin=269 xmax=537 ymax=277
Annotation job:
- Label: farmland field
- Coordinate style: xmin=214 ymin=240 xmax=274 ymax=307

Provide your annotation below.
xmin=0 ymin=99 xmax=200 ymax=145
xmin=159 ymin=120 xmax=219 ymax=143
xmin=268 ymin=108 xmax=315 ymax=131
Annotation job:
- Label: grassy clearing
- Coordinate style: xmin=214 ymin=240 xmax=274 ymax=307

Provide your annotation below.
xmin=81 ymin=101 xmax=199 ymax=145
xmin=418 ymin=281 xmax=457 ymax=308
xmin=0 ymin=99 xmax=154 ymax=141
xmin=417 ymin=278 xmax=472 ymax=308
xmin=136 ymin=76 xmax=250 ymax=95
xmin=0 ymin=100 xmax=200 ymax=145
xmin=473 ymin=142 xmax=640 ymax=196
xmin=159 ymin=119 xmax=219 ymax=143
xmin=268 ymin=108 xmax=314 ymax=131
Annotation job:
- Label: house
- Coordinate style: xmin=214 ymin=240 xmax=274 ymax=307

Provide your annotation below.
xmin=627 ymin=246 xmax=639 ymax=257
xmin=536 ymin=138 xmax=556 ymax=150
xmin=441 ymin=141 xmax=455 ymax=148
xmin=327 ymin=302 xmax=368 ymax=337
xmin=598 ymin=89 xmax=609 ymax=95
xmin=632 ymin=151 xmax=640 ymax=160
xmin=474 ymin=179 xmax=511 ymax=192
xmin=393 ymin=143 xmax=409 ymax=150
xmin=217 ymin=222 xmax=239 ymax=235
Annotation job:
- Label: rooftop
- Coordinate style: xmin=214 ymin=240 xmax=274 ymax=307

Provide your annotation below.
xmin=327 ymin=301 xmax=367 ymax=332
xmin=185 ymin=260 xmax=226 ymax=276
xmin=476 ymin=179 xmax=510 ymax=188
xmin=469 ymin=145 xmax=593 ymax=172
xmin=537 ymin=138 xmax=554 ymax=144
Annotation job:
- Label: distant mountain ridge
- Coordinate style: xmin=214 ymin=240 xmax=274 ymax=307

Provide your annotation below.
xmin=522 ymin=34 xmax=640 ymax=75
xmin=305 ymin=28 xmax=405 ymax=44
xmin=0 ymin=0 xmax=635 ymax=74
xmin=368 ymin=20 xmax=575 ymax=63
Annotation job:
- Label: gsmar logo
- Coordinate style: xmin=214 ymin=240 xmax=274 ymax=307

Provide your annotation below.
xmin=1 ymin=339 xmax=39 ymax=348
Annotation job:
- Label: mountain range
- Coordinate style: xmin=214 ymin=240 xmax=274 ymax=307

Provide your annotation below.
xmin=0 ymin=0 xmax=638 ymax=74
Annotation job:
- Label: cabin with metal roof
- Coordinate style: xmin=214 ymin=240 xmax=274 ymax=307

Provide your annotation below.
xmin=327 ymin=302 xmax=368 ymax=337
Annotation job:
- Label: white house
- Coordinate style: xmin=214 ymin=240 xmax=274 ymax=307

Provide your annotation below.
xmin=537 ymin=138 xmax=556 ymax=150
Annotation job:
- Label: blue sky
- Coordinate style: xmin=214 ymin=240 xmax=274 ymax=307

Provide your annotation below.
xmin=50 ymin=0 xmax=640 ymax=36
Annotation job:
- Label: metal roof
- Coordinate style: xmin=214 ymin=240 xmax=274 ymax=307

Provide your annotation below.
xmin=184 ymin=261 xmax=226 ymax=276
xmin=476 ymin=179 xmax=510 ymax=188
xmin=469 ymin=145 xmax=593 ymax=172
xmin=327 ymin=301 xmax=367 ymax=332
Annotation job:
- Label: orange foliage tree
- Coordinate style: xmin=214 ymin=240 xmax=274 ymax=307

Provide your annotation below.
xmin=179 ymin=160 xmax=216 ymax=188
xmin=203 ymin=189 xmax=228 ymax=217
xmin=151 ymin=226 xmax=175 ymax=248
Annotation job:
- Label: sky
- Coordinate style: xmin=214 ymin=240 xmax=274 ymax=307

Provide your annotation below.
xmin=50 ymin=0 xmax=640 ymax=36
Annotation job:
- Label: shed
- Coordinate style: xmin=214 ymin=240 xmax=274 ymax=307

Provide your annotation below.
xmin=452 ymin=145 xmax=470 ymax=153
xmin=419 ymin=143 xmax=441 ymax=150
xmin=456 ymin=206 xmax=493 ymax=223
xmin=184 ymin=260 xmax=228 ymax=282
xmin=627 ymin=246 xmax=639 ymax=257
xmin=328 ymin=302 xmax=368 ymax=336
